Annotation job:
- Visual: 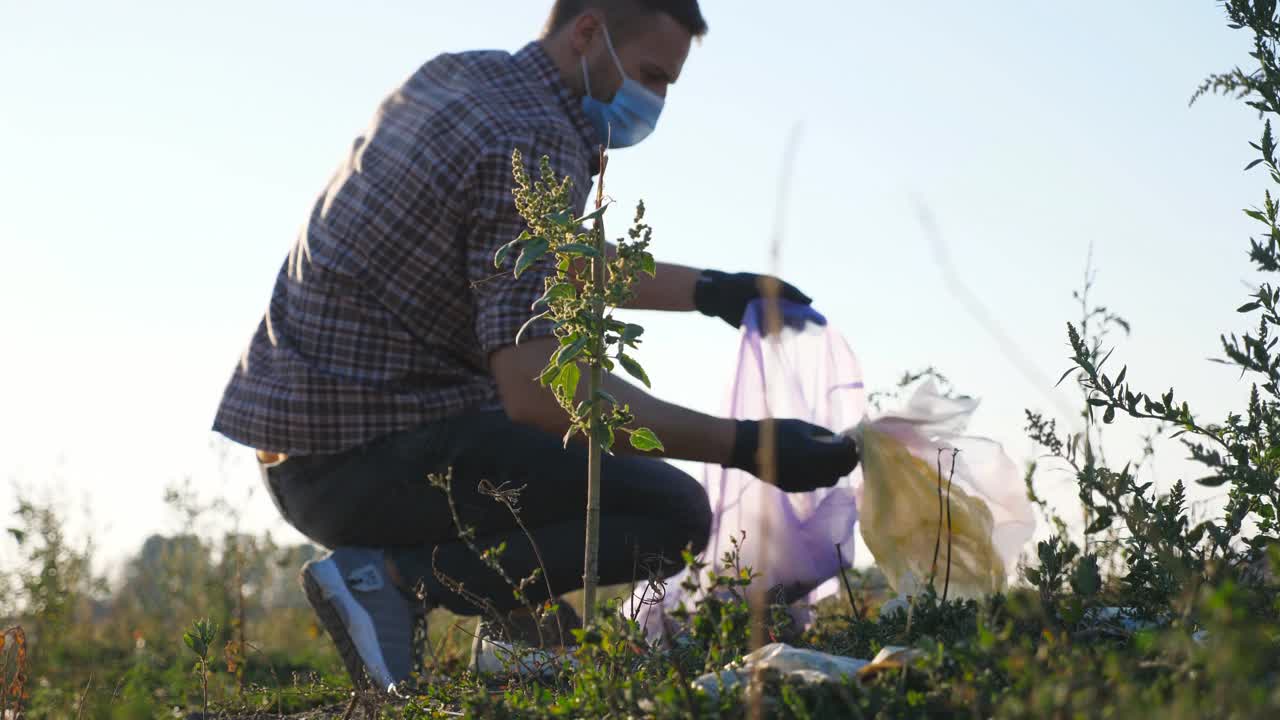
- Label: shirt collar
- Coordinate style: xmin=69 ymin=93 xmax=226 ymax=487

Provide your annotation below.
xmin=514 ymin=41 xmax=602 ymax=173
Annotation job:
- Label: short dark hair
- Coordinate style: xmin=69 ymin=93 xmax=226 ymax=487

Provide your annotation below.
xmin=545 ymin=0 xmax=708 ymax=42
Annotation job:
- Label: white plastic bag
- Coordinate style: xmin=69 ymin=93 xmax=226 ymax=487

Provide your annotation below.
xmin=626 ymin=301 xmax=1035 ymax=637
xmin=849 ymin=380 xmax=1036 ymax=599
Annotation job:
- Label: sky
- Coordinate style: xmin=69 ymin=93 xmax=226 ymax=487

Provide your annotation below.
xmin=0 ymin=1 xmax=1268 ymax=576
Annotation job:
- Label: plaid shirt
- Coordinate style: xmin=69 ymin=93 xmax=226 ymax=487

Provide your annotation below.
xmin=213 ymin=42 xmax=598 ymax=455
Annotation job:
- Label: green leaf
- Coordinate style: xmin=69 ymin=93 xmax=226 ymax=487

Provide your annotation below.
xmin=618 ymin=353 xmax=651 ymax=388
xmin=493 ymin=238 xmax=521 ymax=269
xmin=538 ymin=361 xmax=559 ymax=386
xmin=514 ymin=236 xmax=550 ymax=278
xmin=556 ymin=335 xmax=590 ymax=367
xmin=557 ymin=243 xmax=602 ymax=258
xmin=544 ymin=209 xmax=573 ymax=225
xmin=1103 ymin=405 xmax=1116 ymax=424
xmin=1085 ymin=513 xmax=1112 ymax=534
xmin=1196 ymin=474 xmax=1229 ymax=487
xmin=595 ymin=389 xmax=620 ymax=407
xmin=553 ymin=361 xmax=581 ymax=400
xmin=640 ymin=253 xmax=657 ymax=277
xmin=1238 ymin=301 xmax=1262 ymax=313
xmin=1187 ymin=522 xmax=1208 ymax=546
xmin=1070 ymin=555 xmax=1101 ymax=597
xmin=574 ymin=203 xmax=610 ymax=225
xmin=621 ymin=323 xmax=645 ymax=345
xmin=1055 ymin=367 xmax=1076 ymax=387
xmin=532 ymin=282 xmax=576 ymax=309
xmin=629 ymin=427 xmax=664 ymax=452
xmin=515 ymin=311 xmax=549 ymax=345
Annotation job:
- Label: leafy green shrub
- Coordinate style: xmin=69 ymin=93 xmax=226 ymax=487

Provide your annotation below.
xmin=499 ymin=149 xmax=663 ymax=622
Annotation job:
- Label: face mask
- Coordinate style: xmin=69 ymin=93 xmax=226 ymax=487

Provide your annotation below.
xmin=580 ymin=25 xmax=664 ymax=149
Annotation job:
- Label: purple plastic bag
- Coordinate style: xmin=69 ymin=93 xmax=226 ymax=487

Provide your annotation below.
xmin=627 ymin=300 xmax=866 ymax=635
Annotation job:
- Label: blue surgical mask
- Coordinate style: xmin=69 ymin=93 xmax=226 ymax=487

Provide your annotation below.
xmin=580 ymin=26 xmax=664 ymax=149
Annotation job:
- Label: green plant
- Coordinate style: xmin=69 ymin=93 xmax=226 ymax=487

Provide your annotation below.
xmin=425 ymin=468 xmax=574 ymax=687
xmin=6 ymin=496 xmax=102 ymax=670
xmin=1019 ymin=1 xmax=1280 ymax=623
xmin=497 ymin=149 xmax=663 ymax=624
xmin=183 ymin=617 xmax=218 ymax=718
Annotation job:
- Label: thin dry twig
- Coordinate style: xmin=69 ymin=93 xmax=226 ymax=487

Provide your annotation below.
xmin=835 ymin=543 xmax=861 ymax=619
xmin=915 ymin=200 xmax=1079 ymax=424
xmin=943 ymin=448 xmax=960 ymax=602
xmin=427 ymin=470 xmax=541 ymax=651
xmin=74 ymin=674 xmax=92 ymax=720
xmin=339 ymin=694 xmax=360 ymax=720
xmin=428 ymin=550 xmax=515 ymax=649
xmin=477 ymin=479 xmax=562 ymax=650
xmin=627 ymin=544 xmax=669 ymax=625
xmin=930 ymin=449 xmax=945 ymax=588
xmin=748 ymin=122 xmax=804 ymax=720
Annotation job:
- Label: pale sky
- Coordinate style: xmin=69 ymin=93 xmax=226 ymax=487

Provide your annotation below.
xmin=0 ymin=1 xmax=1265 ymax=574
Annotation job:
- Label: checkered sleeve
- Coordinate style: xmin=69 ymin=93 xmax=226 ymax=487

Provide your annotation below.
xmin=467 ymin=131 xmax=591 ymax=356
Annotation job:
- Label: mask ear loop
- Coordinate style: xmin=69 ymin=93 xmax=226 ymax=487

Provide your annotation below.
xmin=580 ymin=55 xmax=594 ymax=98
xmin=582 ymin=21 xmax=626 ymax=98
xmin=601 ymin=25 xmax=625 ymax=74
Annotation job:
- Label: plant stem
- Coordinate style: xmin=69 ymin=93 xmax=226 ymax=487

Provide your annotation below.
xmin=235 ymin=538 xmax=246 ymax=696
xmin=943 ymin=449 xmax=957 ymax=603
xmin=835 ymin=544 xmax=860 ymax=619
xmin=582 ymin=149 xmax=608 ymax=626
xmin=201 ymin=657 xmax=209 ymax=719
xmin=930 ymin=449 xmax=944 ymax=589
xmin=583 ymin=389 xmax=602 ymax=626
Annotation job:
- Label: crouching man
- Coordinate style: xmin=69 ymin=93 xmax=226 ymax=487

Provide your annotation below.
xmin=212 ymin=0 xmax=858 ymax=692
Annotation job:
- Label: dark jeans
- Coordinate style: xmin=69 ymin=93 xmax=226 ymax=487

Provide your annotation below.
xmin=262 ymin=410 xmax=712 ymax=616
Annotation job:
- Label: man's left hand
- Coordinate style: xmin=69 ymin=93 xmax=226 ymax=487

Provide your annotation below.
xmin=693 ymin=269 xmax=821 ymax=329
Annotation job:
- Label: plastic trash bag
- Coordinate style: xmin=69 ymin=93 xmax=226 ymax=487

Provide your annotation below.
xmin=691 ymin=643 xmax=922 ymax=701
xmin=626 ymin=300 xmax=1034 ymax=637
xmin=849 ymin=380 xmax=1036 ymax=600
xmin=627 ymin=300 xmax=863 ymax=636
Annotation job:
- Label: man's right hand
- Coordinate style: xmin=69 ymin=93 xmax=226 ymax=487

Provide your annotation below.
xmin=727 ymin=419 xmax=859 ymax=493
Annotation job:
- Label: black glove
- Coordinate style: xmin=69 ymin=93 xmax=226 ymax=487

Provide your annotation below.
xmin=727 ymin=419 xmax=859 ymax=493
xmin=693 ymin=269 xmax=817 ymax=329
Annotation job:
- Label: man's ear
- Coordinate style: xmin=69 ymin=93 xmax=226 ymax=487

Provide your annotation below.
xmin=569 ymin=12 xmax=604 ymax=56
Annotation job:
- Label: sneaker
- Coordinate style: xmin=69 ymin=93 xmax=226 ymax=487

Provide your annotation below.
xmin=301 ymin=547 xmax=415 ymax=693
xmin=470 ymin=602 xmax=582 ymax=677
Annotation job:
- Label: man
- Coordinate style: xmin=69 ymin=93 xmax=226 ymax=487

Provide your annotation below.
xmin=213 ymin=0 xmax=859 ymax=693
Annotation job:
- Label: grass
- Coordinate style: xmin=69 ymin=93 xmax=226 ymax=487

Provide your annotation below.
xmin=10 ymin=4 xmax=1280 ymax=717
